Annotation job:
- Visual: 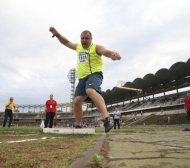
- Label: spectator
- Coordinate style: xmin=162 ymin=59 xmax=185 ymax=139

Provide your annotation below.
xmin=3 ymin=97 xmax=16 ymax=127
xmin=141 ymin=111 xmax=143 ymax=116
xmin=184 ymin=91 xmax=190 ymax=124
xmin=168 ymin=117 xmax=170 ymax=122
xmin=165 ymin=117 xmax=168 ymax=123
xmin=44 ymin=94 xmax=57 ymax=128
xmin=113 ymin=108 xmax=121 ymax=129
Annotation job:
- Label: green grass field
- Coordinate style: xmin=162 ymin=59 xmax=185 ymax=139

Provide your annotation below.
xmin=0 ymin=127 xmax=101 ymax=168
xmin=0 ymin=126 xmax=42 ymax=132
xmin=0 ymin=126 xmax=183 ymax=133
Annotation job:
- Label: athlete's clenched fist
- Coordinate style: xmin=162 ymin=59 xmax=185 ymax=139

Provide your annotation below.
xmin=111 ymin=52 xmax=121 ymax=61
xmin=49 ymin=27 xmax=59 ymax=37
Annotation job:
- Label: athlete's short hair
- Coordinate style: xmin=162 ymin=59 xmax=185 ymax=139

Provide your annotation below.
xmin=50 ymin=94 xmax=53 ymax=96
xmin=81 ymin=30 xmax=92 ymax=38
xmin=10 ymin=97 xmax=13 ymax=100
xmin=187 ymin=91 xmax=190 ymax=94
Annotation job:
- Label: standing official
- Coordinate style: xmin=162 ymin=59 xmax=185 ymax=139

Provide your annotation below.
xmin=113 ymin=108 xmax=121 ymax=129
xmin=184 ymin=91 xmax=190 ymax=123
xmin=3 ymin=97 xmax=16 ymax=127
xmin=44 ymin=94 xmax=57 ymax=128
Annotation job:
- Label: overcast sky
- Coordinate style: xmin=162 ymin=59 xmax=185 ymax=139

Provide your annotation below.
xmin=0 ymin=0 xmax=190 ymax=112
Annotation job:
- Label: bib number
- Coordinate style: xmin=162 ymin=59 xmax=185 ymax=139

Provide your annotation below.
xmin=78 ymin=52 xmax=88 ymax=63
xmin=50 ymin=105 xmax=52 ymax=108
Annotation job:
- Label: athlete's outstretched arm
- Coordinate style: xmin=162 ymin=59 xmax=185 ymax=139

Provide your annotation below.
xmin=96 ymin=45 xmax=121 ymax=61
xmin=49 ymin=27 xmax=78 ymax=50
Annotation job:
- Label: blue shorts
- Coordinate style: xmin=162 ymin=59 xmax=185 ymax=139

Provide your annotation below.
xmin=75 ymin=72 xmax=103 ymax=100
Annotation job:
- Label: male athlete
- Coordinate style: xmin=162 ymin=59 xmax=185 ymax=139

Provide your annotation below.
xmin=49 ymin=27 xmax=121 ymax=133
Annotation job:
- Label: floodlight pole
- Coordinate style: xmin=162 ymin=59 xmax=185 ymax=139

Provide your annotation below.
xmin=67 ymin=68 xmax=77 ymax=113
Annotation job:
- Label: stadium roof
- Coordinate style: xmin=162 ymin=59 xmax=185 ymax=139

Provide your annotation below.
xmin=101 ymin=58 xmax=190 ymax=100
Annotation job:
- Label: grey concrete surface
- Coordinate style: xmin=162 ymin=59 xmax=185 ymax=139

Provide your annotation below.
xmin=103 ymin=131 xmax=190 ymax=168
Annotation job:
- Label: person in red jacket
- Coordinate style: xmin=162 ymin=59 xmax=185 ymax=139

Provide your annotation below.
xmin=44 ymin=94 xmax=57 ymax=128
xmin=184 ymin=91 xmax=190 ymax=123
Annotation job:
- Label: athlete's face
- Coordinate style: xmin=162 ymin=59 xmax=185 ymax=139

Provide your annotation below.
xmin=81 ymin=33 xmax=92 ymax=49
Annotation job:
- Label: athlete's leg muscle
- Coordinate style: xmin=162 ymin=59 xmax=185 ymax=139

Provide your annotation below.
xmin=86 ymin=88 xmax=109 ymax=118
xmin=74 ymin=95 xmax=88 ymax=126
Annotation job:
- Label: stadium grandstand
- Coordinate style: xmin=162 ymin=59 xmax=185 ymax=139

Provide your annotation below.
xmin=91 ymin=58 xmax=190 ymax=126
xmin=0 ymin=58 xmax=190 ymax=127
xmin=0 ymin=110 xmax=101 ymax=127
xmin=90 ymin=58 xmax=190 ymax=107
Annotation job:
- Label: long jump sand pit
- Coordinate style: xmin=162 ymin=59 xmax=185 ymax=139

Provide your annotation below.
xmin=43 ymin=127 xmax=95 ymax=134
xmin=100 ymin=130 xmax=190 ymax=168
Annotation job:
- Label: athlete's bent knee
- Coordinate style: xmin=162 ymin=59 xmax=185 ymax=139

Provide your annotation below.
xmin=74 ymin=97 xmax=83 ymax=107
xmin=86 ymin=88 xmax=95 ymax=97
xmin=74 ymin=98 xmax=81 ymax=107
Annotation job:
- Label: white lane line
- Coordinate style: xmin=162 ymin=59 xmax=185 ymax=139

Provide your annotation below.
xmin=41 ymin=137 xmax=48 ymax=140
xmin=0 ymin=137 xmax=61 ymax=143
xmin=7 ymin=139 xmax=38 ymax=143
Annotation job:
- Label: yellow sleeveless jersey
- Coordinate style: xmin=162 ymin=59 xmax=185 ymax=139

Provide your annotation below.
xmin=76 ymin=43 xmax=103 ymax=79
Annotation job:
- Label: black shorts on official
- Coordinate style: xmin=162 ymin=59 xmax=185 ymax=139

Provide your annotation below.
xmin=75 ymin=72 xmax=103 ymax=101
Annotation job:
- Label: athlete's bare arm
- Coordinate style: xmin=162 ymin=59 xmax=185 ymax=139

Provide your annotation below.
xmin=56 ymin=34 xmax=78 ymax=50
xmin=96 ymin=45 xmax=121 ymax=61
xmin=49 ymin=27 xmax=78 ymax=50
